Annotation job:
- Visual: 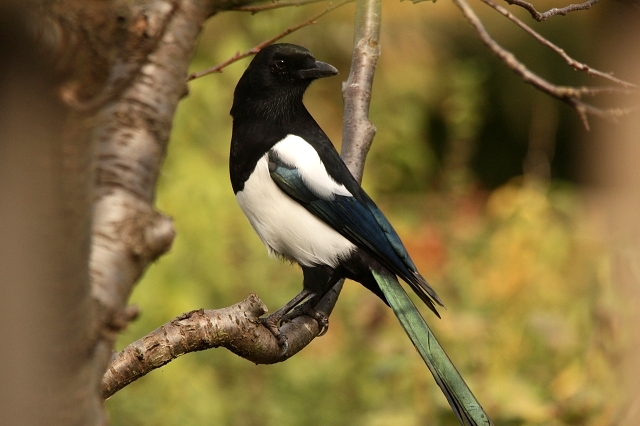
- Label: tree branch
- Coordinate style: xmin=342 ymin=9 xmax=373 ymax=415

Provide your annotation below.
xmin=102 ymin=290 xmax=343 ymax=399
xmin=481 ymin=0 xmax=637 ymax=89
xmin=340 ymin=0 xmax=381 ymax=182
xmin=504 ymin=0 xmax=598 ymax=21
xmin=232 ymin=0 xmax=330 ymax=14
xmin=187 ymin=0 xmax=354 ymax=81
xmin=451 ymin=0 xmax=635 ymax=129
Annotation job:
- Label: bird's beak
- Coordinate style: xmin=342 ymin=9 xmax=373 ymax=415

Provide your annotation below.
xmin=297 ymin=61 xmax=339 ymax=79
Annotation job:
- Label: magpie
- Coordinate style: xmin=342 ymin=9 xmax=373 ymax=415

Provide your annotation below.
xmin=229 ymin=43 xmax=492 ymax=426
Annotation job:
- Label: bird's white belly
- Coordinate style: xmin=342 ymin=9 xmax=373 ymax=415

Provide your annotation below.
xmin=236 ymin=155 xmax=355 ymax=267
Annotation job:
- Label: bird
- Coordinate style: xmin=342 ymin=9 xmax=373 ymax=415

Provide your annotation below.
xmin=229 ymin=43 xmax=492 ymax=426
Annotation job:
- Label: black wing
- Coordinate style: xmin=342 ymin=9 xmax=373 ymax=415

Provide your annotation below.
xmin=267 ymin=149 xmax=443 ymax=314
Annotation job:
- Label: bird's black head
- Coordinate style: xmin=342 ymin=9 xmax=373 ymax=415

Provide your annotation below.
xmin=231 ymin=44 xmax=338 ymax=121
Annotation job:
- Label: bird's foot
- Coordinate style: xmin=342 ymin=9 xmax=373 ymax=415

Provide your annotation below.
xmin=259 ymin=289 xmax=315 ymax=355
xmin=281 ymin=298 xmax=329 ymax=336
xmin=258 ymin=290 xmax=330 ymax=355
xmin=259 ymin=313 xmax=289 ymax=355
xmin=306 ymin=308 xmax=329 ymax=336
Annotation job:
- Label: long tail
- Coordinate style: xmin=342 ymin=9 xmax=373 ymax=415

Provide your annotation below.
xmin=371 ymin=269 xmax=493 ymax=426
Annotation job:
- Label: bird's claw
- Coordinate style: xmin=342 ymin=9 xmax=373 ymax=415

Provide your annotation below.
xmin=282 ymin=306 xmax=329 ymax=336
xmin=259 ymin=315 xmax=289 ymax=355
xmin=259 ymin=297 xmax=329 ymax=356
xmin=306 ymin=309 xmax=329 ymax=336
xmin=276 ymin=334 xmax=289 ymax=355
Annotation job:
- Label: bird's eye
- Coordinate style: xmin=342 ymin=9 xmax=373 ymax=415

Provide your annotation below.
xmin=274 ymin=59 xmax=286 ymax=70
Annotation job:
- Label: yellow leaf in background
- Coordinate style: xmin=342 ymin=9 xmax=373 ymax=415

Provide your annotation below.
xmin=551 ymin=361 xmax=584 ymax=401
xmin=489 ymin=375 xmax=554 ymax=423
xmin=486 ymin=179 xmax=550 ymax=222
xmin=360 ymin=411 xmax=418 ymax=426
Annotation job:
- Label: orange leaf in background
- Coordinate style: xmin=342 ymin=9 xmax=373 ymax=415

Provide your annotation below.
xmin=403 ymin=224 xmax=447 ymax=277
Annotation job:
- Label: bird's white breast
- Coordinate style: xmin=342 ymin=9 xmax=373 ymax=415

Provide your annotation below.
xmin=235 ymin=135 xmax=355 ymax=267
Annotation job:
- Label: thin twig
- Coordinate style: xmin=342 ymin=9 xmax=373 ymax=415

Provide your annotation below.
xmin=187 ymin=0 xmax=354 ymax=81
xmin=481 ymin=0 xmax=638 ymax=89
xmin=232 ymin=0 xmax=329 ymax=14
xmin=504 ymin=0 xmax=598 ymax=21
xmin=451 ymin=0 xmax=634 ymax=129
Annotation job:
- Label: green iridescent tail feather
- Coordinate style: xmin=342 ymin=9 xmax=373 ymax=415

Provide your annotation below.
xmin=371 ymin=269 xmax=493 ymax=426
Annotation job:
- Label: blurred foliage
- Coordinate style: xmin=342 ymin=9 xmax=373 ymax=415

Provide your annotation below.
xmin=107 ymin=1 xmax=634 ymax=425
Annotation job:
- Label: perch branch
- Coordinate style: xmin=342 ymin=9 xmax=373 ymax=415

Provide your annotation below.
xmin=102 ymin=290 xmax=342 ymax=399
xmin=187 ymin=0 xmax=354 ymax=81
xmin=452 ymin=0 xmax=635 ymax=129
xmin=504 ymin=0 xmax=598 ymax=21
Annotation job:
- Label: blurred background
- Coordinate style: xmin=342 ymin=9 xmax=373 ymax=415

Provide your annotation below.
xmin=106 ymin=1 xmax=640 ymax=424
